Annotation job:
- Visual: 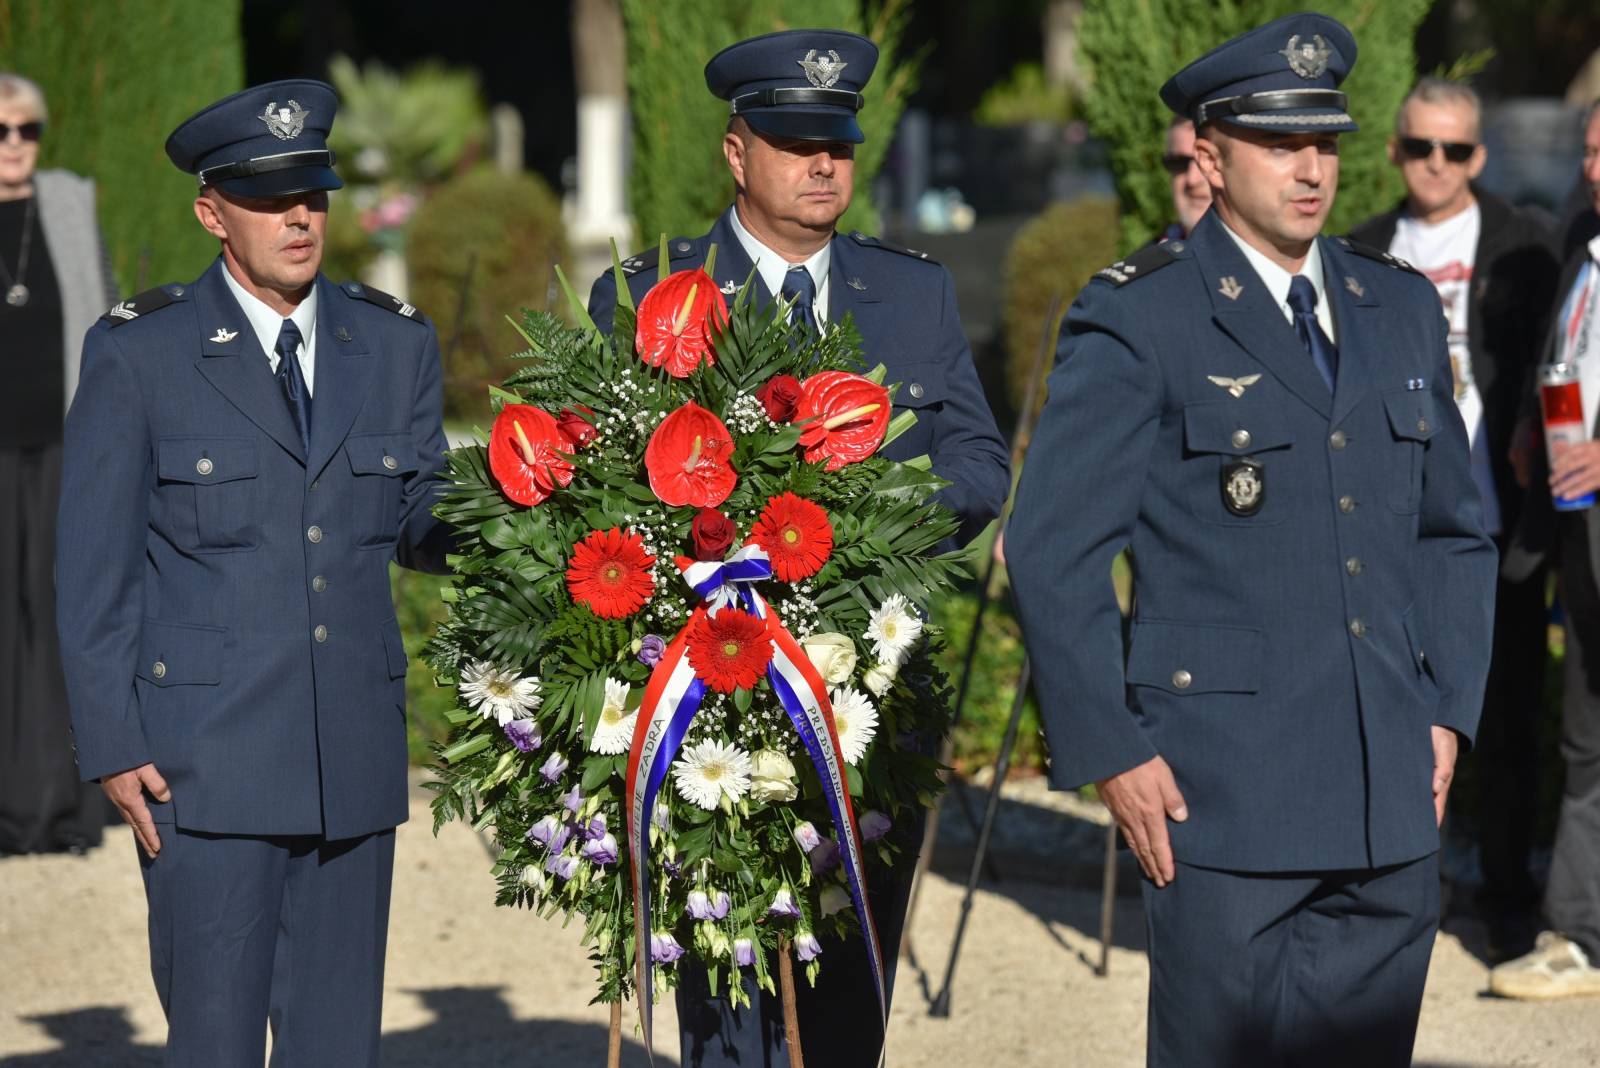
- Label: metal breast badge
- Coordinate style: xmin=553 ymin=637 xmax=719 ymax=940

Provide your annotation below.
xmin=1221 ymin=458 xmax=1265 ymax=516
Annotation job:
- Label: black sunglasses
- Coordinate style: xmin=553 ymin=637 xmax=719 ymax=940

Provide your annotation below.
xmin=1397 ymin=136 xmax=1475 ymax=163
xmin=0 ymin=121 xmax=43 ymax=142
xmin=1161 ymin=152 xmax=1195 ymax=176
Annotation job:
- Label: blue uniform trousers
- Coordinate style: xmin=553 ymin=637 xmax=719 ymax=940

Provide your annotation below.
xmin=1141 ymin=854 xmax=1438 ymax=1068
xmin=137 ymin=825 xmax=395 ymax=1066
xmin=676 ymin=811 xmax=922 ymax=1068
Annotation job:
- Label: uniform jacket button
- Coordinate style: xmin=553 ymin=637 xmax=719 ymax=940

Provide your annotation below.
xmin=313 ymin=624 xmax=328 ymax=643
xmin=195 ymin=457 xmax=214 ymax=476
xmin=909 ymin=383 xmax=925 ymax=400
xmin=1346 ymin=557 xmax=1362 ymax=575
xmin=382 ymin=455 xmax=398 ymax=470
xmin=307 ymin=525 xmax=323 ymax=543
xmin=152 ymin=660 xmax=167 ymax=679
xmin=1172 ymin=669 xmax=1192 ymax=689
xmin=312 ymin=575 xmax=327 ymax=593
xmin=1231 ymin=429 xmax=1252 ymax=449
xmin=1329 ymin=430 xmax=1348 ymax=450
xmin=1417 ymin=418 xmax=1430 ymax=433
xmin=1338 ymin=495 xmax=1356 ymax=513
xmin=1348 ymin=618 xmax=1366 ymax=638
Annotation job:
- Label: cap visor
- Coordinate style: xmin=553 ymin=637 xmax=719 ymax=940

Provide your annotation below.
xmin=1221 ymin=111 xmax=1358 ymax=134
xmin=743 ymin=110 xmax=864 ymax=145
xmin=215 ymin=165 xmax=344 ymax=198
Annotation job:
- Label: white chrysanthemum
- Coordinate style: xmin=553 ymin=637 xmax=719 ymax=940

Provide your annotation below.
xmin=829 ymin=686 xmax=879 ymax=765
xmin=864 ymin=594 xmax=923 ymax=666
xmin=590 ymin=677 xmax=637 ymax=755
xmin=459 ymin=660 xmax=542 ymax=726
xmin=673 ymin=740 xmax=753 ymax=810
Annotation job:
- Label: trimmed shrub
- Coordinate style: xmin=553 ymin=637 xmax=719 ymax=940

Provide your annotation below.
xmin=1001 ymin=196 xmax=1121 ymax=426
xmin=406 ymin=166 xmax=567 ymax=422
xmin=1 ymin=0 xmax=244 ymax=293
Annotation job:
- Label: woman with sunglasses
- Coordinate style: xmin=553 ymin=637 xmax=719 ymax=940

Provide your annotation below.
xmin=0 ymin=72 xmax=118 ymax=855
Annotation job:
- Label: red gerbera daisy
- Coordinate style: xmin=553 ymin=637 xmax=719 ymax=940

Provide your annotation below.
xmin=686 ymin=609 xmax=774 ymax=693
xmin=566 ymin=528 xmax=656 ymax=619
xmin=748 ymin=493 xmax=833 ymax=581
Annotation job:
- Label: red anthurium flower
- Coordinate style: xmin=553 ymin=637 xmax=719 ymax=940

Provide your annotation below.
xmin=748 ymin=493 xmax=833 ymax=581
xmin=566 ymin=527 xmax=656 ymax=618
xmin=635 ymin=268 xmax=729 ymax=378
xmin=794 ymin=371 xmax=892 ymax=471
xmin=488 ymin=404 xmax=575 ymax=506
xmin=644 ymin=401 xmax=737 ymax=508
xmin=687 ymin=608 xmax=773 ymax=692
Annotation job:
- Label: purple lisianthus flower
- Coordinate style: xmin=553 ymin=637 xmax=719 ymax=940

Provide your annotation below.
xmin=793 ymin=929 xmax=823 ymax=962
xmin=581 ymin=832 xmax=619 ymax=867
xmin=809 ymin=838 xmax=841 ymax=876
xmin=544 ymin=851 xmax=578 ymax=881
xmin=584 ymin=812 xmax=608 ymax=840
xmin=539 ymin=751 xmax=568 ymax=783
xmin=768 ymin=886 xmax=801 ymax=919
xmin=650 ymin=930 xmax=686 ymax=963
xmin=560 ymin=784 xmax=584 ymax=813
xmin=687 ymin=889 xmax=715 ymax=920
xmin=734 ymin=937 xmax=756 ymax=967
xmin=637 ymin=634 xmax=667 ymax=667
xmin=709 ymin=889 xmax=731 ymax=920
xmin=526 ymin=814 xmax=566 ymax=851
xmin=664 ymin=857 xmax=683 ymax=879
xmin=859 ymin=810 xmax=892 ymax=842
xmin=503 ymin=718 xmax=542 ymax=753
xmin=792 ymin=821 xmax=821 ymax=853
xmin=652 ymin=800 xmax=671 ymax=833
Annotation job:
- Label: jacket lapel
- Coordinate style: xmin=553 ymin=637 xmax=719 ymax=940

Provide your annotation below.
xmin=827 ymin=234 xmax=881 ymax=333
xmin=1324 ymin=238 xmax=1380 ymax=429
xmin=306 ymin=274 xmax=374 ymax=481
xmin=192 ymin=260 xmax=307 ymax=464
xmin=1190 ymin=214 xmax=1332 ymax=419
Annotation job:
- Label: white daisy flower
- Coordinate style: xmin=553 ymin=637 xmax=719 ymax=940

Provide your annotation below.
xmin=864 ymin=594 xmax=923 ymax=666
xmin=673 ymin=740 xmax=753 ymax=810
xmin=829 ymin=686 xmax=879 ymax=765
xmin=589 ymin=677 xmax=637 ymax=754
xmin=459 ymin=660 xmax=542 ymax=726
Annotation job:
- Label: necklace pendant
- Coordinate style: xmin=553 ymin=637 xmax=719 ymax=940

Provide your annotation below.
xmin=5 ymin=283 xmax=27 ymax=307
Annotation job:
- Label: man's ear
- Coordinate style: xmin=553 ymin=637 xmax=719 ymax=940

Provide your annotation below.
xmin=1386 ymin=136 xmax=1400 ymax=167
xmin=193 ymin=193 xmax=227 ymax=241
xmin=1193 ymin=132 xmax=1225 ymax=195
xmin=1466 ymin=142 xmax=1488 ymax=181
xmin=723 ymin=131 xmax=747 ymax=191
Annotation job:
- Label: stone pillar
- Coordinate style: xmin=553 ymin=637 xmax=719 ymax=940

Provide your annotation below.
xmin=568 ymin=0 xmax=634 ymax=289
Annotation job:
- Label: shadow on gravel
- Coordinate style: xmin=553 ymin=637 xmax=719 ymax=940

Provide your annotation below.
xmin=0 ymin=1007 xmax=160 ymax=1068
xmin=382 ymin=986 xmax=678 ymax=1066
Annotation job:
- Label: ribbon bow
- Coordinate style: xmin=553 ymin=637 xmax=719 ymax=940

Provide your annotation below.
xmin=683 ymin=544 xmax=772 ymax=616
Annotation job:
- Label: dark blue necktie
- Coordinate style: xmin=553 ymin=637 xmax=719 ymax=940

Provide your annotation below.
xmin=274 ymin=318 xmax=312 ymax=450
xmin=781 ymin=265 xmax=817 ymax=334
xmin=1287 ymin=275 xmax=1338 ymax=392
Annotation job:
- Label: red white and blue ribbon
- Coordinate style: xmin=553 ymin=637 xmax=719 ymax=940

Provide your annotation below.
xmin=624 ymin=544 xmax=887 ymax=1059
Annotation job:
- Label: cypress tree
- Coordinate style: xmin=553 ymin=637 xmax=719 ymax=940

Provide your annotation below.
xmin=1078 ymin=0 xmax=1430 ymax=250
xmin=618 ymin=0 xmax=917 ymax=243
xmin=0 ymin=0 xmax=244 ymax=294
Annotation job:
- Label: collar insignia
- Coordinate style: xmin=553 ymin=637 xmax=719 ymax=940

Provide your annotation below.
xmin=335 ymin=326 xmax=353 ymax=341
xmin=209 ymin=327 xmax=239 ymax=343
xmin=720 ymin=280 xmax=737 ymax=295
xmin=1344 ymin=276 xmax=1365 ymax=298
xmin=847 ymin=277 xmax=867 ymax=291
xmin=1218 ymin=276 xmax=1245 ymax=301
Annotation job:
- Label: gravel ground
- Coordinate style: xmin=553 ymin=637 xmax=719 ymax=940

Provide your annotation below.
xmin=2 ymin=775 xmax=1596 ymax=1067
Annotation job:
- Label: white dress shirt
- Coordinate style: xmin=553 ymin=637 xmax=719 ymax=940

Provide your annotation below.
xmin=728 ymin=205 xmax=832 ymax=325
xmin=221 ymin=265 xmax=318 ymax=396
xmin=1217 ymin=215 xmax=1338 ymax=345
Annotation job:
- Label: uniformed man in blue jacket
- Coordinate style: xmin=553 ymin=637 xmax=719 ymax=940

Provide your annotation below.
xmin=588 ymin=28 xmax=1010 ymax=1068
xmin=1007 ymin=14 xmax=1496 ymax=1067
xmin=55 ymin=80 xmax=453 ymax=1064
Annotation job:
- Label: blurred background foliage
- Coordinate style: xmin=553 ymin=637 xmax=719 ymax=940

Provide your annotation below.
xmin=0 ymin=0 xmax=244 ymax=295
xmin=1079 ymin=0 xmax=1432 ymax=251
xmin=974 ymin=62 xmax=1078 ymax=127
xmin=619 ymin=0 xmax=920 ymax=243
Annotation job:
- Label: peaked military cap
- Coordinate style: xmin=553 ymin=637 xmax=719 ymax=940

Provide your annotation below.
xmin=1160 ymin=12 xmax=1358 ymax=134
xmin=705 ymin=29 xmax=878 ymax=144
xmin=165 ymin=79 xmax=342 ymax=197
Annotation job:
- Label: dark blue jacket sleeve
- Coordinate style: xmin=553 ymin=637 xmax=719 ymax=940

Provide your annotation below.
xmin=395 ymin=322 xmax=456 ymax=574
xmin=927 ymin=268 xmax=1010 ymax=544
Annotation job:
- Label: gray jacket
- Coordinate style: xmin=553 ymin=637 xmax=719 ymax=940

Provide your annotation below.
xmin=35 ymin=168 xmax=118 ymax=413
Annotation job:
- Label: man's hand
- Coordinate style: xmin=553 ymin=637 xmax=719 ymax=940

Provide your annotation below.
xmin=1549 ymin=439 xmax=1600 ymax=500
xmin=101 ymin=763 xmax=170 ymax=859
xmin=1431 ymin=726 xmax=1459 ymax=829
xmin=1096 ymin=754 xmax=1188 ymax=888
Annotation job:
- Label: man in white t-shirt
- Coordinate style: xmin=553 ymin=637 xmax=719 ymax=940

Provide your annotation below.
xmin=1352 ymin=78 xmax=1560 ymax=965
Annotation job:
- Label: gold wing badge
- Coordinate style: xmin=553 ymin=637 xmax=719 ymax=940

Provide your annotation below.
xmin=1207 ymin=374 xmax=1262 ymax=399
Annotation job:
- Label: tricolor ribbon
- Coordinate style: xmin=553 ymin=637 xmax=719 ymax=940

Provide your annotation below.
xmin=624 ymin=545 xmax=887 ymax=1060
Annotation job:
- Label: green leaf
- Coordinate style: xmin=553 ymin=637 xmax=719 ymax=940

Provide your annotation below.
xmin=441 ymin=732 xmax=493 ymax=763
xmin=609 ymin=237 xmax=636 ymax=313
xmin=553 ymin=263 xmax=598 ymax=334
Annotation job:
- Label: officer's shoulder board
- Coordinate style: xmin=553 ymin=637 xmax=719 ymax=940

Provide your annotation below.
xmin=101 ymin=283 xmax=189 ymax=327
xmin=1092 ymin=241 xmax=1185 ymax=287
xmin=341 ymin=280 xmax=429 ymax=325
xmin=846 ymin=231 xmax=940 ymax=265
xmin=620 ymin=237 xmax=701 ymax=277
xmin=1334 ymin=236 xmax=1422 ymax=276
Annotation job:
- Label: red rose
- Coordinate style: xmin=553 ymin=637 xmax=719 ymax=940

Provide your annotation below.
xmin=557 ymin=405 xmax=598 ymax=448
xmin=691 ymin=508 xmax=737 ymax=561
xmin=755 ymin=374 xmax=802 ymax=422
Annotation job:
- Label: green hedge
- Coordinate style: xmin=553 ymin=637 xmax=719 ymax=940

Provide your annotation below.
xmin=1 ymin=0 xmax=244 ymax=293
xmin=1079 ymin=0 xmax=1430 ymax=251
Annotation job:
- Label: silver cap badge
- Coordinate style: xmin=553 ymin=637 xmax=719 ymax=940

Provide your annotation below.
xmin=1279 ymin=35 xmax=1332 ymax=79
xmin=259 ymin=99 xmax=309 ymax=141
xmin=799 ymin=49 xmax=847 ymax=89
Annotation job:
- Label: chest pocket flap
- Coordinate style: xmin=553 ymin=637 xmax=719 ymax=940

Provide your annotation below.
xmin=891 ymin=365 xmax=948 ymax=410
xmin=1382 ymin=388 xmax=1439 ymax=443
xmin=345 ymin=433 xmax=420 ymax=477
xmin=1183 ymin=401 xmax=1295 ymax=455
xmin=157 ymin=437 xmax=258 ymax=484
